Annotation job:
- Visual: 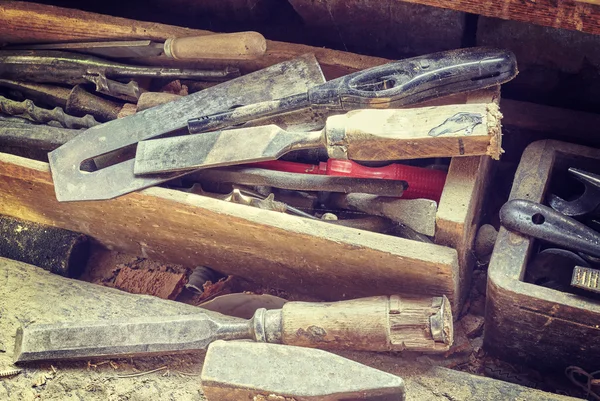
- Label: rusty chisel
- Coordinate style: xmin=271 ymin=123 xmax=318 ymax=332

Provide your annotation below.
xmin=14 ymin=295 xmax=452 ymax=363
xmin=48 ymin=54 xmax=326 ymax=202
xmin=134 ymin=103 xmax=502 ymax=175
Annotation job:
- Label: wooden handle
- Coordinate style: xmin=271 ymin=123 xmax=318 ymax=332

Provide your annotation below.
xmin=164 ymin=32 xmax=267 ymax=60
xmin=279 ymin=295 xmax=453 ymax=352
xmin=324 ymin=103 xmax=503 ymax=161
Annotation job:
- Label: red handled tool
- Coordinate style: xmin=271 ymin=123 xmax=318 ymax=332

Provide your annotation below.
xmin=249 ymin=159 xmax=447 ymax=202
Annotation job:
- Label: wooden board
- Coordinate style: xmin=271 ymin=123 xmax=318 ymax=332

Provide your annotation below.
xmin=396 ymin=0 xmax=600 ymax=36
xmin=485 ymin=139 xmax=600 ymax=372
xmin=434 ymin=86 xmax=499 ymax=308
xmin=0 ymin=153 xmax=463 ymax=312
xmin=287 ymin=0 xmax=465 ymax=56
xmin=0 ymin=1 xmax=388 ymax=79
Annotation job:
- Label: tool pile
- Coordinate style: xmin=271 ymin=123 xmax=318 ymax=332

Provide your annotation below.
xmin=1 ymin=32 xmax=524 ymax=400
xmin=501 ymin=168 xmax=600 ymax=296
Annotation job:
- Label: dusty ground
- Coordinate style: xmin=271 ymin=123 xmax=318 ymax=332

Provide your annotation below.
xmin=0 ymin=252 xmax=586 ymax=400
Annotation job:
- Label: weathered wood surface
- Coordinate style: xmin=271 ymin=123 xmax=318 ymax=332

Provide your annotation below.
xmin=486 ymin=139 xmax=600 ymax=372
xmin=502 ymin=99 xmax=600 ymax=145
xmin=396 ymin=0 xmax=600 ymax=36
xmin=0 ymin=153 xmax=462 ymax=312
xmin=0 ymin=258 xmax=578 ymax=400
xmin=288 ymin=0 xmax=465 ymax=56
xmin=0 ymin=1 xmax=389 ymax=79
xmin=434 ymin=87 xmax=498 ymax=308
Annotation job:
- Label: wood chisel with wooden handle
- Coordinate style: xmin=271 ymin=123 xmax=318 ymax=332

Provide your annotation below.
xmin=14 ymin=295 xmax=452 ymax=363
xmin=187 ymin=47 xmax=517 ymax=134
xmin=134 ymin=103 xmax=502 ymax=175
xmin=6 ymin=32 xmax=267 ymax=60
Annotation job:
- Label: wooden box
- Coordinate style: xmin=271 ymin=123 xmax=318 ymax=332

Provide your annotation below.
xmin=485 ymin=139 xmax=600 ymax=371
xmin=0 ymin=1 xmax=496 ymax=316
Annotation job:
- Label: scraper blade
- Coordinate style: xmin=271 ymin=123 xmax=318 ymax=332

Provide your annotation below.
xmin=48 ymin=54 xmax=326 ymax=201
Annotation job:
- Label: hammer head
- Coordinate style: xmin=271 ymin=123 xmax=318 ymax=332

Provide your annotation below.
xmin=201 ymin=341 xmax=405 ymax=401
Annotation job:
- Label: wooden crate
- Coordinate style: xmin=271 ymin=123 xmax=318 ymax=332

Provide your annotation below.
xmin=485 ymin=139 xmax=600 ymax=371
xmin=0 ymin=2 xmax=497 ymax=316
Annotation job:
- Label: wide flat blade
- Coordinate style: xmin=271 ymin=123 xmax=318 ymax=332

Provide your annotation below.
xmin=14 ymin=314 xmax=250 ymax=363
xmin=47 ymin=54 xmax=325 ymax=201
xmin=134 ymin=126 xmax=321 ymax=174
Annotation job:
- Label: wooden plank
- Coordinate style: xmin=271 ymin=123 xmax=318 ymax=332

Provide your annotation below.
xmin=0 ymin=152 xmax=462 ymax=312
xmin=434 ymin=86 xmax=498 ymax=308
xmin=287 ymin=0 xmax=465 ymax=56
xmin=502 ymin=99 xmax=600 ymax=145
xmin=396 ymin=0 xmax=600 ymax=36
xmin=0 ymin=1 xmax=388 ymax=79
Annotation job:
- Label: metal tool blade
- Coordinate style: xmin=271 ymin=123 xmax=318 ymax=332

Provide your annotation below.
xmin=7 ymin=40 xmax=165 ymax=58
xmin=500 ymin=199 xmax=600 ymax=258
xmin=201 ymin=341 xmax=405 ymax=401
xmin=48 ymin=54 xmax=326 ymax=201
xmin=14 ymin=314 xmax=253 ymax=363
xmin=134 ymin=126 xmax=323 ymax=175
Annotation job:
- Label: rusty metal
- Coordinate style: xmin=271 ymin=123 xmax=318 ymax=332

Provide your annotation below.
xmin=0 ymin=79 xmax=71 ymax=107
xmin=187 ymin=167 xmax=407 ymax=197
xmin=0 ymin=95 xmax=98 ymax=129
xmin=0 ymin=119 xmax=81 ymax=150
xmin=66 ymin=85 xmax=124 ymax=121
xmin=47 ymin=54 xmax=326 ymax=202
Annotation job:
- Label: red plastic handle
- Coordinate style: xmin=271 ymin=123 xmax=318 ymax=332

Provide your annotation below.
xmin=248 ymin=159 xmax=447 ymax=202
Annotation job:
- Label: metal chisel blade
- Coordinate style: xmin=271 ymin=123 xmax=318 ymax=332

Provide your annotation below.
xmin=14 ymin=314 xmax=251 ymax=363
xmin=202 ymin=341 xmax=406 ymax=401
xmin=47 ymin=54 xmax=326 ymax=201
xmin=7 ymin=40 xmax=165 ymax=58
xmin=134 ymin=126 xmax=323 ymax=175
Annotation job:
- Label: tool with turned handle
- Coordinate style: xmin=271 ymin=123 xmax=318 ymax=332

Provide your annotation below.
xmin=14 ymin=295 xmax=452 ymax=363
xmin=134 ymin=102 xmax=502 ymax=175
xmin=187 ymin=47 xmax=517 ymax=134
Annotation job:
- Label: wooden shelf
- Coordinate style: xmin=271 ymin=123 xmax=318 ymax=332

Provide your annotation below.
xmin=398 ymin=0 xmax=600 ymax=36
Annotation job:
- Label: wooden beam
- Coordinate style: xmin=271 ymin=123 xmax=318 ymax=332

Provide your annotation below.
xmin=0 ymin=1 xmax=388 ymax=79
xmin=397 ymin=0 xmax=600 ymax=36
xmin=0 ymin=152 xmax=462 ymax=311
xmin=501 ymin=99 xmax=600 ymax=144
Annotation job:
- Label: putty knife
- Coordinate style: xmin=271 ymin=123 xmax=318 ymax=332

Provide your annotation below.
xmin=47 ymin=54 xmax=326 ymax=201
xmin=134 ymin=103 xmax=502 ymax=175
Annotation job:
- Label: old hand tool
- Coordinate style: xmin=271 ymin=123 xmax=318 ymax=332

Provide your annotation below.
xmin=201 ymin=341 xmax=406 ymax=401
xmin=6 ymin=32 xmax=267 ymax=60
xmin=187 ymin=47 xmax=517 ymax=133
xmin=185 ymin=167 xmax=407 ymax=197
xmin=0 ymin=118 xmax=81 ymax=151
xmin=134 ymin=103 xmax=502 ymax=175
xmin=549 ymin=168 xmax=600 ymax=218
xmin=181 ymin=184 xmax=319 ymax=220
xmin=500 ymin=199 xmax=600 ymax=258
xmin=251 ymin=159 xmax=447 ymax=202
xmin=0 ymin=50 xmax=240 ymax=100
xmin=0 ymin=95 xmax=99 ymax=129
xmin=48 ymin=54 xmax=325 ymax=202
xmin=14 ymin=295 xmax=452 ymax=363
